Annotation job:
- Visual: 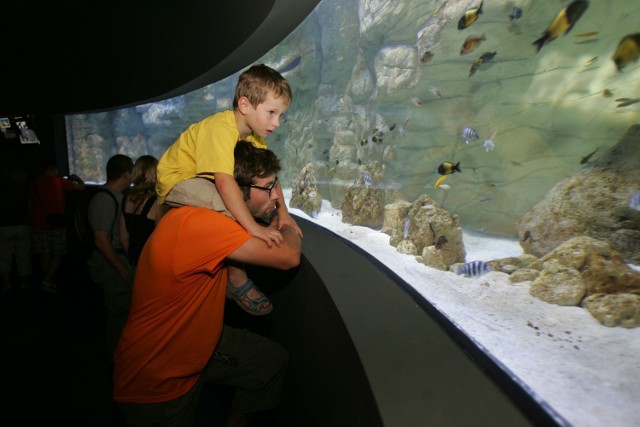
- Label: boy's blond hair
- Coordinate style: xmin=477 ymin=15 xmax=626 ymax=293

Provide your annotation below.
xmin=233 ymin=64 xmax=292 ymax=109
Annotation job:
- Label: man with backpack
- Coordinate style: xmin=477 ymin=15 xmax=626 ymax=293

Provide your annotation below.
xmin=86 ymin=154 xmax=134 ymax=360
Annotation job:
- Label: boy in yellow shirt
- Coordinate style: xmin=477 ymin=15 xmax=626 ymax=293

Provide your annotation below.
xmin=156 ymin=64 xmax=302 ymax=316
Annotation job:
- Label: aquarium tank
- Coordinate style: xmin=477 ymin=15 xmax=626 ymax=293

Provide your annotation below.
xmin=67 ymin=0 xmax=640 ymax=423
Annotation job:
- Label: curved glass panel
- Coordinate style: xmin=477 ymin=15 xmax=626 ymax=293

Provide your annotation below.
xmin=66 ymin=1 xmax=640 ymax=425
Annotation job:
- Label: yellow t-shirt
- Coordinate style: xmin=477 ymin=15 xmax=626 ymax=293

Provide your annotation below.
xmin=156 ymin=110 xmax=267 ymax=203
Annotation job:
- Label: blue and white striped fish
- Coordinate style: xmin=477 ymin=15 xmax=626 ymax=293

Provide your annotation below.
xmin=362 ymin=172 xmax=373 ymax=188
xmin=461 ymin=126 xmax=479 ymax=144
xmin=629 ymin=190 xmax=640 ymax=212
xmin=403 ymin=218 xmax=411 ymax=239
xmin=457 ymin=260 xmax=492 ymax=277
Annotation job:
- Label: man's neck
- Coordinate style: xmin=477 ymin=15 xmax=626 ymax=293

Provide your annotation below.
xmin=105 ymin=179 xmax=127 ymax=193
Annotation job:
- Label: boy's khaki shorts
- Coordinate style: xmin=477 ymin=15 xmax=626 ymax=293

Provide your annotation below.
xmin=164 ymin=178 xmax=234 ymax=219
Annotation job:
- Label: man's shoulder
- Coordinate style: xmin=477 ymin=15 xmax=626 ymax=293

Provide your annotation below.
xmin=91 ymin=187 xmax=120 ymax=205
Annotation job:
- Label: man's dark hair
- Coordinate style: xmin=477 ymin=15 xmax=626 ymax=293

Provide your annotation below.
xmin=106 ymin=154 xmax=134 ymax=181
xmin=234 ymin=141 xmax=281 ymax=200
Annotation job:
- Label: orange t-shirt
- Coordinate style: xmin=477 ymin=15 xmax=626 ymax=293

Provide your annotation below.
xmin=113 ymin=207 xmax=250 ymax=403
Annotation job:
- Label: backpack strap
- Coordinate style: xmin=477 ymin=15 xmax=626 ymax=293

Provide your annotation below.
xmin=93 ymin=187 xmax=119 ymax=238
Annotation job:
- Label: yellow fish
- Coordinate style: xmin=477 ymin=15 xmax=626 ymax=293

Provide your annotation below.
xmin=612 ymin=33 xmax=640 ymax=71
xmin=458 ymin=1 xmax=483 ymax=30
xmin=574 ymin=31 xmax=598 ymax=38
xmin=434 ymin=175 xmax=448 ymax=189
xmin=533 ymin=0 xmax=589 ymax=52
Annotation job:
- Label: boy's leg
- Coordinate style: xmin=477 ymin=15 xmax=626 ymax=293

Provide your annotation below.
xmin=227 ymin=264 xmax=272 ymax=315
xmin=202 ymin=326 xmax=288 ymax=418
xmin=164 ymin=178 xmax=234 ymax=219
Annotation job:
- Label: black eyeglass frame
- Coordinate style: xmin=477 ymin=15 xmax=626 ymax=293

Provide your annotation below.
xmin=247 ymin=176 xmax=278 ymax=197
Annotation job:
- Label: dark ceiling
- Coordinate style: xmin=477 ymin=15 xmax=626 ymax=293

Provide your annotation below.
xmin=1 ymin=0 xmax=319 ymax=115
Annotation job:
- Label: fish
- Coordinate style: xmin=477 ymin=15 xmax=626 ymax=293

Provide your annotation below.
xmin=602 ymin=89 xmax=612 ymax=97
xmin=457 ymin=260 xmax=492 ymax=278
xmin=362 ymin=172 xmax=372 ymax=187
xmin=629 ymin=190 xmax=640 ymax=211
xmin=585 ymin=56 xmax=598 ymax=66
xmin=533 ymin=0 xmax=589 ymax=53
xmin=360 ymin=137 xmax=368 ymax=146
xmin=460 ymin=34 xmax=486 ymax=55
xmin=458 ymin=1 xmax=483 ymax=30
xmin=574 ymin=31 xmax=598 ymax=38
xmin=612 ymin=34 xmax=640 ymax=71
xmin=580 ymin=148 xmax=599 ymax=164
xmin=483 ymin=127 xmax=497 ymax=151
xmin=410 ymin=96 xmax=423 ymax=106
xmin=616 ymin=98 xmax=640 ymax=108
xmin=461 ymin=126 xmax=479 ymax=143
xmin=434 ymin=175 xmax=448 ymax=189
xmin=420 ymin=50 xmax=434 ymax=65
xmin=438 ymin=183 xmax=452 ymax=190
xmin=429 ymin=84 xmax=442 ymax=98
xmin=469 ymin=51 xmax=497 ymax=77
xmin=509 ymin=6 xmax=523 ymax=21
xmin=403 ymin=218 xmax=411 ymax=239
xmin=372 ymin=129 xmax=384 ymax=144
xmin=389 ymin=123 xmax=396 ymax=131
xmin=435 ymin=236 xmax=448 ymax=249
xmin=437 ymin=161 xmax=461 ymax=175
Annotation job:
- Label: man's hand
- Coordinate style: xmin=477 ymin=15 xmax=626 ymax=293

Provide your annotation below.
xmin=277 ymin=211 xmax=303 ymax=238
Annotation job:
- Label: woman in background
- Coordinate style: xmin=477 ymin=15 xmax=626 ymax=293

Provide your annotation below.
xmin=119 ymin=155 xmax=166 ymax=268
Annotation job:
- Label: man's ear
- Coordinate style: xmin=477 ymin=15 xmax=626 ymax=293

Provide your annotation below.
xmin=237 ymin=96 xmax=251 ymax=114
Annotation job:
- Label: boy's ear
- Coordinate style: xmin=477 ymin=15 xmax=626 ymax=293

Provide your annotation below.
xmin=237 ymin=96 xmax=251 ymax=114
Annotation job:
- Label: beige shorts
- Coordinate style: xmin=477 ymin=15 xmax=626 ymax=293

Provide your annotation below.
xmin=164 ymin=178 xmax=234 ymax=219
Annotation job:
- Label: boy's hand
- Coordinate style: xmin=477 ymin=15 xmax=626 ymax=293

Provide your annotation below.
xmin=249 ymin=225 xmax=283 ymax=248
xmin=278 ymin=212 xmax=303 ymax=238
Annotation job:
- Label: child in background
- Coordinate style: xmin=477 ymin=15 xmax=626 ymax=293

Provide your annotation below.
xmin=156 ymin=64 xmax=302 ymax=316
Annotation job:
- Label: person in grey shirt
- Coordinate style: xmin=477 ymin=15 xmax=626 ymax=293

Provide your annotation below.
xmin=87 ymin=154 xmax=134 ymax=360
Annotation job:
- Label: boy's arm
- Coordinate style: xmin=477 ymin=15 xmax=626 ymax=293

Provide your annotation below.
xmin=228 ymin=224 xmax=301 ymax=270
xmin=215 ymin=173 xmax=283 ymax=247
xmin=274 ymin=181 xmax=304 ymax=238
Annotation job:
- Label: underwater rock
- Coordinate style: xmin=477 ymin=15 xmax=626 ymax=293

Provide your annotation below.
xmin=528 ymin=236 xmax=640 ymax=296
xmin=341 ymin=162 xmax=386 ymax=228
xmin=517 ymin=124 xmax=640 ymax=264
xmin=487 ymin=255 xmax=538 ymax=274
xmin=373 ymin=45 xmax=421 ymax=96
xmin=347 ymin=52 xmax=376 ymax=102
xmin=509 ymin=268 xmax=540 ymax=284
xmin=382 ymin=201 xmax=412 ymax=242
xmin=385 ymin=194 xmax=465 ymax=269
xmin=524 ymin=236 xmax=640 ymax=327
xmin=530 ymin=261 xmax=587 ymax=306
xmin=420 ymin=246 xmax=448 ymax=271
xmin=290 ymin=163 xmax=323 ymax=217
xmin=397 ymin=239 xmax=417 ymax=255
xmin=582 ymin=293 xmax=640 ymax=328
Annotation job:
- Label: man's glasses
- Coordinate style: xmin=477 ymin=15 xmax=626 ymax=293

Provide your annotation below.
xmin=248 ymin=177 xmax=278 ymax=197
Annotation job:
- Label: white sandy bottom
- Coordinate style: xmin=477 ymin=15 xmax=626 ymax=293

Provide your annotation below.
xmin=286 ymin=193 xmax=640 ymax=427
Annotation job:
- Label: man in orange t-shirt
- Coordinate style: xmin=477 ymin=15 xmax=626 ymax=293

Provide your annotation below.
xmin=113 ymin=142 xmax=301 ymax=426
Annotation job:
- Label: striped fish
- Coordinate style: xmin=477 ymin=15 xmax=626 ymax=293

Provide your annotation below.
xmin=457 ymin=260 xmax=492 ymax=277
xmin=461 ymin=126 xmax=479 ymax=143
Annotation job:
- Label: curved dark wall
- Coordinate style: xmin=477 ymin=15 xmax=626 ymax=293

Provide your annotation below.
xmin=2 ymin=0 xmax=319 ymax=115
